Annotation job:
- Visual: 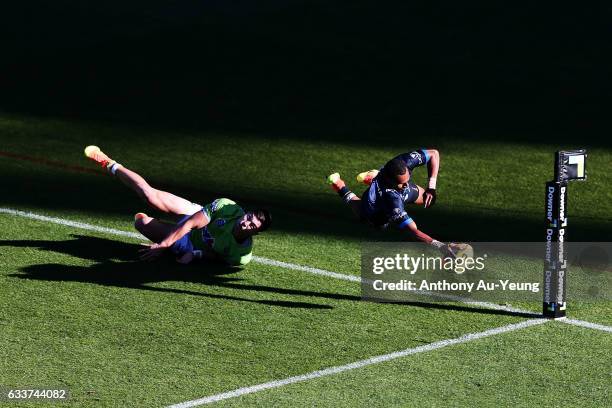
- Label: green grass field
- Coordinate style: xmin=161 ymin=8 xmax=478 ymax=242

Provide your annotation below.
xmin=0 ymin=114 xmax=610 ymax=407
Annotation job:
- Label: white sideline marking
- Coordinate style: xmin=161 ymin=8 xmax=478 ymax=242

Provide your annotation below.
xmin=558 ymin=318 xmax=612 ymax=333
xmin=252 ymin=256 xmax=361 ymax=282
xmin=0 ymin=208 xmax=145 ymax=239
xmin=167 ymin=319 xmax=547 ymax=407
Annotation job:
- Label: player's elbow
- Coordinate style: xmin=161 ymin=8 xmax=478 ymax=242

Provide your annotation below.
xmin=398 ymin=219 xmax=417 ymax=232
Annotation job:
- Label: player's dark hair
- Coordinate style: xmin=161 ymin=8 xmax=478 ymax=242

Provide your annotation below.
xmin=382 ymin=158 xmax=407 ymax=178
xmin=253 ymin=209 xmax=272 ymax=232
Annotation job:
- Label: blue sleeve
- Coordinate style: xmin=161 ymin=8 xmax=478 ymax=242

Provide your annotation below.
xmin=422 ymin=148 xmax=430 ymax=163
xmin=398 ymin=217 xmax=414 ymax=229
xmin=395 ymin=149 xmax=429 ymax=170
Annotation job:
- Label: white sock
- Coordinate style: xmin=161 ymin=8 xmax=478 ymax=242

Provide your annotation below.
xmin=342 ymin=191 xmax=356 ymax=204
xmin=109 ymin=162 xmax=122 ymax=175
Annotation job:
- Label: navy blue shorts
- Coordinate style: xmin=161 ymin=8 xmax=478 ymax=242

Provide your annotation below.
xmin=170 ymin=214 xmax=194 ymax=255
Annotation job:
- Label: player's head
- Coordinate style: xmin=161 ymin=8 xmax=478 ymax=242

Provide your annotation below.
xmin=381 ymin=158 xmax=409 ymax=190
xmin=237 ymin=209 xmax=272 ymax=237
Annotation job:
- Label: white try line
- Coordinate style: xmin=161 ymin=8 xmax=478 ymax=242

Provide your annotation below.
xmin=558 ymin=318 xmax=612 ymax=333
xmin=1 ymin=206 xmax=610 ymax=335
xmin=167 ymin=319 xmax=548 ymax=407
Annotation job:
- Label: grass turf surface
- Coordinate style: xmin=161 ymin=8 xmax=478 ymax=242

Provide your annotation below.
xmin=0 ymin=114 xmax=610 ymax=406
xmin=214 ymin=322 xmax=611 ymax=407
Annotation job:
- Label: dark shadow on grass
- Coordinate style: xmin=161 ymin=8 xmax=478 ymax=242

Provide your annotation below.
xmin=4 ymin=235 xmax=541 ymax=318
xmin=0 ymin=235 xmax=143 ymax=263
xmin=2 ymin=235 xmax=335 ymax=309
xmin=11 ymin=261 xmax=332 ymax=310
xmin=189 ymin=281 xmax=542 ymax=318
xmin=387 ymin=301 xmax=541 ymax=319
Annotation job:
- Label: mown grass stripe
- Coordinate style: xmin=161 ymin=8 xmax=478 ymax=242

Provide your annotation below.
xmin=166 ymin=319 xmax=548 ymax=407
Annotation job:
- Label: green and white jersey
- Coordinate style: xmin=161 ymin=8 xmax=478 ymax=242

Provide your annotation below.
xmin=189 ymin=198 xmax=252 ymax=266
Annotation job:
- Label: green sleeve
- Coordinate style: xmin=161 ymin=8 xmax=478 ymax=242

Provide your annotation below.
xmin=227 ymin=251 xmax=253 ymax=266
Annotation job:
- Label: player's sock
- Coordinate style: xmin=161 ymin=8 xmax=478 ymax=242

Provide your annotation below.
xmin=327 ymin=173 xmax=356 ymax=204
xmin=339 ymin=187 xmax=357 ymax=204
xmin=84 ymin=145 xmax=122 ymax=175
xmin=108 ymin=162 xmax=123 ymax=175
xmin=356 ymin=169 xmax=379 ymax=185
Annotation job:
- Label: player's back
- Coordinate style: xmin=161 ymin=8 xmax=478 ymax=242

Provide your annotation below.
xmin=191 ymin=198 xmax=253 ymax=265
xmin=360 ymin=177 xmax=405 ymax=228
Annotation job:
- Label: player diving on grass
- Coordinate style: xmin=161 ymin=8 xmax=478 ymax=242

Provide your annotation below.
xmin=327 ymin=148 xmax=460 ymax=257
xmin=84 ymin=146 xmax=271 ymax=266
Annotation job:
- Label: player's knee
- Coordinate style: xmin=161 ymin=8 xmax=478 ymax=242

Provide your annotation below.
xmin=140 ymin=189 xmax=161 ymax=209
xmin=134 ymin=216 xmax=152 ymax=232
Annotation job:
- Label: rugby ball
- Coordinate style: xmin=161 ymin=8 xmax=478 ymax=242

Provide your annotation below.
xmin=451 ymin=243 xmax=474 ymax=259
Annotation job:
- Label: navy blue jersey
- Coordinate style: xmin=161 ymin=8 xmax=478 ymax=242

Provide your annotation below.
xmin=394 ymin=150 xmax=429 ymax=172
xmin=360 ymin=149 xmax=430 ymax=228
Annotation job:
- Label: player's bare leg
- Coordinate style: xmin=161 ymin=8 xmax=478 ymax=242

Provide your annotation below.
xmin=327 ymin=173 xmax=362 ymax=218
xmin=84 ymin=145 xmax=201 ymax=215
xmin=133 ymin=212 xmax=176 ymax=243
xmin=114 ymin=166 xmax=202 ymax=215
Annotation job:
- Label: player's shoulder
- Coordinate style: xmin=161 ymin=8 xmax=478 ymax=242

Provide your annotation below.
xmin=210 ymin=198 xmax=245 ymax=213
xmin=210 ymin=198 xmax=237 ymax=210
xmin=204 ymin=198 xmax=244 ymax=221
xmin=395 ymin=148 xmax=429 ymax=168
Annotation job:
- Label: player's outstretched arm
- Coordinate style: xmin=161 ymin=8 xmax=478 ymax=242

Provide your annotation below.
xmin=402 ymin=220 xmax=435 ymax=243
xmin=139 ymin=211 xmax=209 ymax=261
xmin=401 ymin=220 xmax=455 ymax=258
xmin=424 ymin=149 xmax=439 ymax=208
